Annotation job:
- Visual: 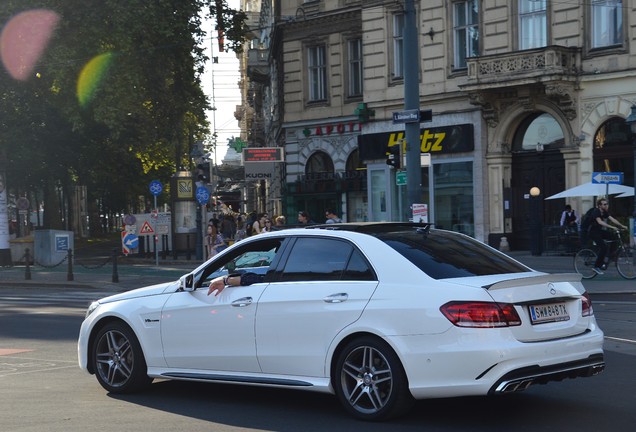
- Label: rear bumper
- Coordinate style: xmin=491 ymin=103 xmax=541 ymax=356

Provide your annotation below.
xmin=488 ymin=353 xmax=605 ymax=394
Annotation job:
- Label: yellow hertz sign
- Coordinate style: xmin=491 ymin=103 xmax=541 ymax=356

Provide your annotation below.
xmin=387 ymin=131 xmax=445 ymax=153
xmin=359 ymin=124 xmax=473 ymax=160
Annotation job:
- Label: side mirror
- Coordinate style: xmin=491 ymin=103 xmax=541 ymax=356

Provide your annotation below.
xmin=226 ymin=261 xmax=236 ymax=272
xmin=180 ymin=274 xmax=195 ymax=292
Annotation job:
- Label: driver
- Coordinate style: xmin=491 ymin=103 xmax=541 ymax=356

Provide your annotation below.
xmin=207 ymin=272 xmax=264 ymax=296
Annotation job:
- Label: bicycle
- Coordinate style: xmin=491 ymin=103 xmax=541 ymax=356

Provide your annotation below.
xmin=574 ymin=229 xmax=636 ymax=279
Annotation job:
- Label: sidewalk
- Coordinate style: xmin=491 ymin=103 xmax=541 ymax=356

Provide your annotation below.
xmin=0 ymin=250 xmax=633 ymax=295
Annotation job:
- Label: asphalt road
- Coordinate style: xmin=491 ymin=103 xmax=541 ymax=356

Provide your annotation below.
xmin=1 ymin=285 xmax=635 ymax=431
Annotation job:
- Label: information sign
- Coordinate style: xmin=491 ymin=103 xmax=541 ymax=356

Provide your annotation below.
xmin=592 ymin=172 xmax=623 ymax=184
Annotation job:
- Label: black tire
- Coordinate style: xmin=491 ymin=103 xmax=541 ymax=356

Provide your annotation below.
xmin=92 ymin=321 xmax=152 ymax=393
xmin=574 ymin=249 xmax=598 ymax=279
xmin=333 ymin=336 xmax=414 ymax=421
xmin=616 ymin=247 xmax=636 ymax=279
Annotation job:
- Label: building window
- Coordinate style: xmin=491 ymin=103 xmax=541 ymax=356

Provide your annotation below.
xmin=308 ymin=45 xmax=327 ymax=101
xmin=513 ymin=113 xmax=565 ymax=151
xmin=519 ymin=0 xmax=546 ymax=50
xmin=453 ymin=1 xmax=479 ymax=69
xmin=348 ymin=38 xmax=363 ymax=97
xmin=591 ymin=0 xmax=623 ymax=49
xmin=392 ymin=13 xmax=404 ymax=79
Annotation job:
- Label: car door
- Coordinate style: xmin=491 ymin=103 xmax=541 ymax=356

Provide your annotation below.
xmin=161 ymin=237 xmax=285 ymax=372
xmin=255 ymin=236 xmax=379 ymax=377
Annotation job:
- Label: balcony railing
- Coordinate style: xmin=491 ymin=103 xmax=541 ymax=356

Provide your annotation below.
xmin=463 ymin=46 xmax=580 ymax=90
xmin=247 ymin=48 xmax=269 ymax=83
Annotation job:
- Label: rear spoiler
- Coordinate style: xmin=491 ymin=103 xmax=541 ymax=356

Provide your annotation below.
xmin=483 ymin=273 xmax=582 ymax=291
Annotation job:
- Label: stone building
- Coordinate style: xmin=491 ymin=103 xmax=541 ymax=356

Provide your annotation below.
xmin=237 ymin=0 xmax=635 ymax=248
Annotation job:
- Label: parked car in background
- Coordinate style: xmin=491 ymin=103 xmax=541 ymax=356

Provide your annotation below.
xmin=78 ymin=223 xmax=604 ymax=421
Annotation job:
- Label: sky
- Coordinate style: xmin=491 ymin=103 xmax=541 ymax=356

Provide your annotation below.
xmin=200 ymin=0 xmax=242 ymax=166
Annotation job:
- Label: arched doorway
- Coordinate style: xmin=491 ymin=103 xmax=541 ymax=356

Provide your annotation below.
xmin=296 ymin=151 xmax=336 ymax=223
xmin=593 ymin=118 xmax=634 ymax=219
xmin=510 ymin=112 xmax=566 ymax=250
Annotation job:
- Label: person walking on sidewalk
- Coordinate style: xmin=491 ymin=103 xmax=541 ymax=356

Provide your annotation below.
xmin=589 ymin=198 xmax=627 ymax=275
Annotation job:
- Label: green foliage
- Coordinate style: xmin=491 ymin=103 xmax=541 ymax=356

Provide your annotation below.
xmin=0 ymin=0 xmax=247 ymax=227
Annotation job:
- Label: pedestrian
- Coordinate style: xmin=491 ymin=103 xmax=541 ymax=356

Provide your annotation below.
xmin=560 ymin=204 xmax=577 ymax=233
xmin=275 ymin=215 xmax=286 ymax=227
xmin=204 ymin=224 xmax=216 ymax=260
xmin=262 ymin=218 xmax=273 ymax=233
xmin=252 ymin=212 xmax=267 ymax=234
xmin=325 ymin=208 xmax=342 ymax=224
xmin=588 ymin=198 xmax=627 ymax=275
xmin=235 ymin=214 xmax=247 ymax=242
xmin=298 ymin=210 xmax=316 ymax=225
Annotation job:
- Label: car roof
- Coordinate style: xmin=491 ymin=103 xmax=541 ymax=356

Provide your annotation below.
xmin=298 ymin=222 xmax=432 ymax=235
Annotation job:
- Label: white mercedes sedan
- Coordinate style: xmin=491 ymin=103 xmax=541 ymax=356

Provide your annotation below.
xmin=78 ymin=223 xmax=604 ymax=421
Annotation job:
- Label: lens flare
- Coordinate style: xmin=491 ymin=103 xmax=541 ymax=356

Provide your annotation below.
xmin=77 ymin=52 xmax=114 ymax=107
xmin=0 ymin=9 xmax=60 ymax=81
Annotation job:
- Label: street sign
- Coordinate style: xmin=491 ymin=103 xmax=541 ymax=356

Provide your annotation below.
xmin=396 ymin=171 xmax=407 ymax=186
xmin=196 ymin=186 xmax=210 ymax=205
xmin=392 ymin=109 xmax=419 ymax=123
xmin=122 ymin=232 xmax=139 ymax=250
xmin=243 ymin=147 xmax=285 ymax=162
xmin=124 ymin=214 xmax=136 ymax=226
xmin=149 ymin=180 xmax=163 ymax=196
xmin=392 ymin=109 xmax=432 ymax=124
xmin=139 ymin=221 xmax=154 ymax=234
xmin=592 ymin=172 xmax=623 ymax=184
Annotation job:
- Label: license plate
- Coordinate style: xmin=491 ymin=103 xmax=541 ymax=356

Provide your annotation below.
xmin=528 ymin=302 xmax=570 ymax=324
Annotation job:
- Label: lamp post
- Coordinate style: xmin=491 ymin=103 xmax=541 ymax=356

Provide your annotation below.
xmin=529 ymin=186 xmax=542 ymax=256
xmin=623 ymin=105 xmax=636 ymax=247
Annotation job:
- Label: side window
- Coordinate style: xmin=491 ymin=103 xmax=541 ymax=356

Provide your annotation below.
xmin=280 ymin=238 xmax=354 ymax=282
xmin=342 ymin=249 xmax=376 ymax=281
xmin=197 ymin=238 xmax=283 ymax=287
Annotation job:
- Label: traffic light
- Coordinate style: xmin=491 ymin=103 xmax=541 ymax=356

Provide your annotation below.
xmin=196 ymin=162 xmax=210 ymax=183
xmin=386 ymin=144 xmax=401 ymax=169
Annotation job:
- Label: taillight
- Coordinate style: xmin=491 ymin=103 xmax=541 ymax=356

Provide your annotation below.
xmin=581 ymin=292 xmax=594 ymax=317
xmin=440 ymin=301 xmax=522 ymax=328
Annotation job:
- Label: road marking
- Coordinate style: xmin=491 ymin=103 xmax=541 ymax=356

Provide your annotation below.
xmin=0 ymin=349 xmax=33 ymax=356
xmin=605 ymin=336 xmax=636 ymax=345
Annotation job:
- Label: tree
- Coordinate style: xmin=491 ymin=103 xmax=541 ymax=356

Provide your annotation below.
xmin=0 ymin=0 xmax=248 ymax=233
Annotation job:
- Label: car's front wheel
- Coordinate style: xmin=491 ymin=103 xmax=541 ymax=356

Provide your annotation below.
xmin=92 ymin=321 xmax=152 ymax=393
xmin=333 ymin=337 xmax=413 ymax=421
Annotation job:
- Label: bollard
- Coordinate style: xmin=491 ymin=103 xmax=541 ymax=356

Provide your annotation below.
xmin=161 ymin=234 xmax=167 ymax=260
xmin=25 ymin=248 xmax=31 ymax=280
xmin=112 ymin=248 xmax=119 ymax=283
xmin=67 ymin=249 xmax=74 ymax=281
xmin=186 ymin=234 xmax=191 ymax=260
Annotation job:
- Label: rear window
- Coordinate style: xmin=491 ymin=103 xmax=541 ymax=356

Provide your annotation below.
xmin=375 ymin=229 xmax=529 ymax=279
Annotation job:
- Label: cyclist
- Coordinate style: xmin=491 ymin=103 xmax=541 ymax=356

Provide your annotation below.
xmin=589 ymin=198 xmax=628 ymax=275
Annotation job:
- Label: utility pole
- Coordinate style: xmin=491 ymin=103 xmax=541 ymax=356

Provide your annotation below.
xmin=404 ymin=0 xmax=423 ymax=220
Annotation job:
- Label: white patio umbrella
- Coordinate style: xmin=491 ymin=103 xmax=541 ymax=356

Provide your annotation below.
xmin=545 ymin=182 xmax=635 ymax=200
xmin=616 ymin=189 xmax=635 ymax=198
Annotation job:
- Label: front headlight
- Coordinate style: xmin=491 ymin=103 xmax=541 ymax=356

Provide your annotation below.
xmin=85 ymin=301 xmax=100 ymax=318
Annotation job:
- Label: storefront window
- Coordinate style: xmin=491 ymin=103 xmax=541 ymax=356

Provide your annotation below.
xmin=433 ymin=161 xmax=474 ymax=236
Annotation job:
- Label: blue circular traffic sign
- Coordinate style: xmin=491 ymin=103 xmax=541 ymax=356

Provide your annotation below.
xmin=196 ymin=186 xmax=210 ymax=205
xmin=149 ymin=180 xmax=163 ymax=196
xmin=123 ymin=232 xmax=139 ymax=250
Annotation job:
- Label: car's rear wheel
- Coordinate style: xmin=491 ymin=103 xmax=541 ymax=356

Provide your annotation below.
xmin=92 ymin=321 xmax=152 ymax=393
xmin=333 ymin=336 xmax=413 ymax=421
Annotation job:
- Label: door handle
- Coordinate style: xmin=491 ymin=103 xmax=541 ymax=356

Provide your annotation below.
xmin=323 ymin=293 xmax=348 ymax=303
xmin=232 ymin=297 xmax=253 ymax=307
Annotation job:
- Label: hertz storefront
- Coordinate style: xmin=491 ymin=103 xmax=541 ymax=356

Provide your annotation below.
xmin=359 ymin=122 xmax=482 ymax=239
